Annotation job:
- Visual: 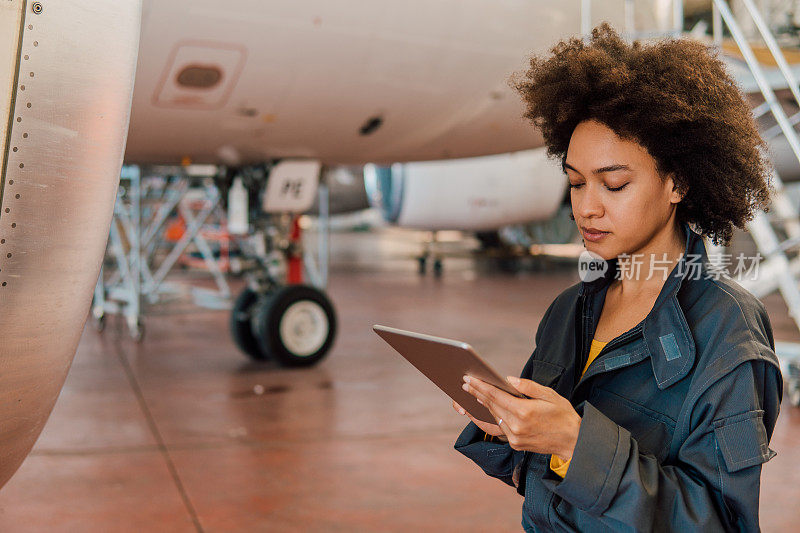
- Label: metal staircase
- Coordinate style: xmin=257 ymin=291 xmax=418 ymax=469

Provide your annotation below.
xmin=708 ymin=0 xmax=800 ymax=404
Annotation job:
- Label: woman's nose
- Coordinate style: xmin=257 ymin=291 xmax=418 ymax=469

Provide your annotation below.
xmin=573 ymin=184 xmax=604 ymax=219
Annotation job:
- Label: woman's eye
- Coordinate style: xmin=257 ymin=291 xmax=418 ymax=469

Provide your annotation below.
xmin=568 ymin=183 xmax=627 ymax=191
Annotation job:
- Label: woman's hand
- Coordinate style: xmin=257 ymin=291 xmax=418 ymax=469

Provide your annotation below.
xmin=461 ymin=375 xmax=581 ymax=460
xmin=452 ymin=400 xmax=508 ymax=440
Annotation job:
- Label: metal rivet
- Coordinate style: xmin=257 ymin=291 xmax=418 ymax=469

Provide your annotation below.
xmin=32 ymin=2 xmax=42 ymax=14
xmin=15 ymin=195 xmax=19 ymax=199
xmin=26 ymin=103 xmax=31 ymax=108
xmin=33 ymin=41 xmax=38 ymax=47
xmin=11 ymin=223 xmax=16 ymax=228
xmin=18 ymin=163 xmax=23 ymax=168
xmin=22 ymin=133 xmax=28 ymax=138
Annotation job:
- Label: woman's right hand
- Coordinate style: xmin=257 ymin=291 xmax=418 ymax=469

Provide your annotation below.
xmin=452 ymin=400 xmax=508 ymax=440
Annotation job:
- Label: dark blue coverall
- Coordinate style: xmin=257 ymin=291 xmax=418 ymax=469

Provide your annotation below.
xmin=455 ymin=221 xmax=782 ymax=532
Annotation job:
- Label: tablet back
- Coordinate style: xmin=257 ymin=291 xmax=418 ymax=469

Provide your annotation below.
xmin=373 ymin=324 xmax=523 ymax=424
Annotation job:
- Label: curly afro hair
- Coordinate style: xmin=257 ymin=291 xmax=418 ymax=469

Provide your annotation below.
xmin=509 ymin=22 xmax=773 ymax=246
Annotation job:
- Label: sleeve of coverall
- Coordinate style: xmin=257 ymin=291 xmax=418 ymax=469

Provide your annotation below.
xmin=453 ymin=298 xmax=558 ymax=488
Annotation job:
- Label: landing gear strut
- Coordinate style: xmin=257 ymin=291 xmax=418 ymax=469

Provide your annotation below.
xmin=222 ymin=161 xmax=337 ymax=367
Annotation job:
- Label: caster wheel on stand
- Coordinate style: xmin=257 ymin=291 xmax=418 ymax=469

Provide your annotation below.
xmin=92 ymin=314 xmax=106 ymax=333
xmin=129 ymin=318 xmax=145 ymax=342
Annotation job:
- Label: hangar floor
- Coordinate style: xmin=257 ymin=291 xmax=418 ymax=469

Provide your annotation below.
xmin=0 ymin=226 xmax=798 ymax=532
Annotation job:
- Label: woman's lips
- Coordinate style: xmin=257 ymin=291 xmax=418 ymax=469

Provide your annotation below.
xmin=582 ymin=228 xmax=610 ymax=242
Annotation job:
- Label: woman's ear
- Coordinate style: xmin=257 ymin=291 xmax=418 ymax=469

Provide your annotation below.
xmin=667 ymin=174 xmax=684 ymax=204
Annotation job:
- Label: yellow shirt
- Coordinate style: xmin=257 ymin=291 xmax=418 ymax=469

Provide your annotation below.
xmin=549 ymin=337 xmax=608 ymax=477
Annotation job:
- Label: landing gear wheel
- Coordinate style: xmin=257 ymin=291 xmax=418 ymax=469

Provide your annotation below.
xmin=252 ymin=284 xmax=337 ymax=367
xmin=230 ymin=287 xmax=270 ymax=360
xmin=433 ymin=258 xmax=443 ymax=277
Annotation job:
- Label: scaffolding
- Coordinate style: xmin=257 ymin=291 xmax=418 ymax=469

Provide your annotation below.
xmin=92 ymin=164 xmax=332 ymax=341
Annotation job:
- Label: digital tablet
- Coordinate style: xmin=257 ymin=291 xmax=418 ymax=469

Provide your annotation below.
xmin=372 ymin=324 xmax=526 ymax=424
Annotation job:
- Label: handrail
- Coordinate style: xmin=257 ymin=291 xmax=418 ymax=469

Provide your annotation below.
xmin=739 ymin=0 xmax=800 ymax=114
xmin=713 ymin=0 xmax=800 ymax=170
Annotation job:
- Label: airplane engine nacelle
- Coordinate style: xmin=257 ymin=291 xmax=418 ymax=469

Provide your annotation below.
xmin=0 ymin=0 xmax=140 ymax=488
xmin=364 ymin=148 xmax=567 ymax=231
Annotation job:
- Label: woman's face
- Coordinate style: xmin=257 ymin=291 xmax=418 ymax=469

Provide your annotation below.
xmin=564 ymin=119 xmax=683 ymax=261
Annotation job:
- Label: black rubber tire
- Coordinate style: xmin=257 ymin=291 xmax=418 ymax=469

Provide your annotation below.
xmin=433 ymin=259 xmax=443 ymax=277
xmin=230 ymin=287 xmax=269 ymax=360
xmin=252 ymin=284 xmax=337 ymax=367
xmin=417 ymin=256 xmax=427 ymax=275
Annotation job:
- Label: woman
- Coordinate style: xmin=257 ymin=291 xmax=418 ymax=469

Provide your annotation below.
xmin=453 ymin=23 xmax=782 ymax=532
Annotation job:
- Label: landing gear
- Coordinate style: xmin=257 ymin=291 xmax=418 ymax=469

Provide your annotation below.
xmin=230 ymin=284 xmax=337 ymax=367
xmin=417 ymin=255 xmax=443 ymax=276
xmin=223 ymin=161 xmax=336 ymax=367
xmin=417 ymin=231 xmax=443 ymax=277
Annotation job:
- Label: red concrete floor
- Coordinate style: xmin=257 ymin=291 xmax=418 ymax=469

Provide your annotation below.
xmin=0 ymin=227 xmax=797 ymax=532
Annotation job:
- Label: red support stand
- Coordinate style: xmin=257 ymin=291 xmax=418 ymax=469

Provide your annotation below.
xmin=287 ymin=215 xmax=303 ymax=285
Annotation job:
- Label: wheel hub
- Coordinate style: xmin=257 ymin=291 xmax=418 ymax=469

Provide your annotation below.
xmin=279 ymin=300 xmax=329 ymax=356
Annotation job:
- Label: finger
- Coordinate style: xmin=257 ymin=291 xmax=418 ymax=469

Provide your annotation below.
xmin=453 ymin=397 xmax=502 ymax=434
xmin=483 ymin=400 xmax=507 ymax=430
xmin=464 ymin=410 xmax=504 ymax=437
xmin=463 ymin=376 xmax=517 ymax=415
xmin=463 ymin=380 xmax=516 ymax=427
xmin=480 ymin=401 xmax=517 ymax=443
xmin=506 ymin=376 xmax=551 ymax=400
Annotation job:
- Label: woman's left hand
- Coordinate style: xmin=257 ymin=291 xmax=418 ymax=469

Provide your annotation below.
xmin=462 ymin=375 xmax=582 ymax=460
